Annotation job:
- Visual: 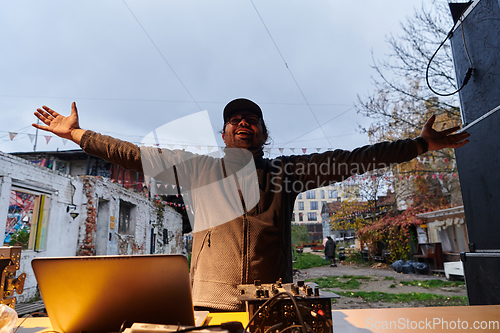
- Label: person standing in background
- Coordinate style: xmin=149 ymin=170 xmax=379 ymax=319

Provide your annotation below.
xmin=324 ymin=236 xmax=337 ymax=267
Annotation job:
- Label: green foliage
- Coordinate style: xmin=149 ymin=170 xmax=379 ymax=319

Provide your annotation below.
xmin=292 ymin=253 xmax=329 ymax=270
xmin=358 ymin=187 xmax=450 ymax=262
xmin=399 ymin=279 xmax=465 ymax=289
xmin=307 ymin=275 xmax=374 ymax=289
xmin=384 ymin=276 xmax=396 ymax=281
xmin=344 ymin=252 xmax=371 ymax=266
xmin=9 ymin=227 xmax=30 ymax=249
xmin=337 ymin=291 xmax=467 ymax=306
xmin=291 ymin=225 xmax=310 ymax=247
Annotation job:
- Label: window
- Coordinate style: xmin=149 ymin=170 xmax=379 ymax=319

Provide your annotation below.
xmin=297 ymin=193 xmax=302 ymax=199
xmin=4 ymin=189 xmax=50 ymax=250
xmin=291 ymin=213 xmax=295 ymax=222
xmin=320 ymin=190 xmax=325 ymax=199
xmin=163 ymin=228 xmax=169 ymax=244
xmin=307 ymin=212 xmax=317 ymax=221
xmin=306 ymin=190 xmax=315 ymax=199
xmin=119 ymin=200 xmax=136 ymax=234
xmin=298 ymin=201 xmax=304 ymax=210
xmin=310 ymin=201 xmax=318 ymax=210
xmin=328 ymin=190 xmax=337 ymax=199
xmin=299 ymin=213 xmax=303 ymax=222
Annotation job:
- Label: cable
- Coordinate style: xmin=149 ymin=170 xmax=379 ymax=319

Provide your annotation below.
xmin=153 ymin=321 xmax=244 ymax=333
xmin=249 ymin=0 xmax=332 ymax=147
xmin=425 ymin=8 xmax=473 ymax=97
xmin=121 ymin=0 xmax=202 ymax=111
xmin=13 ymin=312 xmax=50 ymax=333
xmin=278 ymin=106 xmax=356 ymax=147
xmin=244 ymin=292 xmax=311 ymax=333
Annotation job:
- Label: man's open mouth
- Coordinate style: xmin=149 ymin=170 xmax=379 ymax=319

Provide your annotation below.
xmin=236 ymin=130 xmax=253 ymax=135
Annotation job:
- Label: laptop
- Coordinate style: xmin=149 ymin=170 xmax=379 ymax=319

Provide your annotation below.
xmin=32 ymin=254 xmax=198 ymax=333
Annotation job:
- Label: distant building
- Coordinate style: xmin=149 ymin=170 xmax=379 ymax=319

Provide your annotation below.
xmin=291 ymin=185 xmax=343 ymax=243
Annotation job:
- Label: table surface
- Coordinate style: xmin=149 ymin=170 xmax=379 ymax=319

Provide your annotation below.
xmin=15 ymin=305 xmax=500 ymax=333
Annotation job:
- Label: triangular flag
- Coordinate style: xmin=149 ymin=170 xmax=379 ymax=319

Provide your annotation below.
xmin=290 ymin=148 xmax=295 ymax=153
xmin=28 ymin=134 xmax=35 ymax=143
xmin=157 ymin=183 xmax=161 ymax=188
xmin=181 ymin=145 xmax=188 ymax=150
xmin=9 ymin=132 xmax=17 ymax=140
xmin=168 ymin=144 xmax=175 ymax=149
xmin=424 ymin=174 xmax=428 ymax=179
xmin=195 ymin=146 xmax=201 ymax=150
xmin=62 ymin=138 xmax=68 ymax=145
xmin=44 ymin=136 xmax=52 ymax=144
xmin=316 ymin=148 xmax=321 ymax=152
xmin=207 ymin=146 xmax=214 ymax=152
xmin=432 ymin=174 xmax=436 ymax=179
xmin=302 ymin=148 xmax=307 ymax=154
xmin=278 ymin=148 xmax=284 ymax=154
xmin=328 ymin=148 xmax=333 ymax=151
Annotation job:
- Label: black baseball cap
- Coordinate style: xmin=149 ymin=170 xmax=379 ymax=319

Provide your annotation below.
xmin=223 ymin=98 xmax=263 ymax=123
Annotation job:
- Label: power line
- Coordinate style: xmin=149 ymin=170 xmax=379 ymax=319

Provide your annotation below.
xmin=121 ymin=0 xmax=202 ymax=111
xmin=249 ymin=0 xmax=332 ymax=147
xmin=0 ymin=94 xmax=352 ymax=108
xmin=278 ymin=106 xmax=356 ymax=147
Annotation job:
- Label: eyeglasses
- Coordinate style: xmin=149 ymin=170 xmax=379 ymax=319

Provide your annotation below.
xmin=227 ymin=116 xmax=261 ymax=125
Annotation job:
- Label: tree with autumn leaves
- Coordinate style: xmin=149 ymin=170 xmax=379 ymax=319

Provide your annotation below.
xmin=334 ymin=3 xmax=464 ymax=261
xmin=358 ymin=177 xmax=450 ymax=262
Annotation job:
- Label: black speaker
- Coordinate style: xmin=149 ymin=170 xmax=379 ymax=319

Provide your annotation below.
xmin=450 ymin=0 xmax=500 ymax=306
xmin=450 ymin=0 xmax=500 ymax=251
xmin=461 ymin=252 xmax=500 ymax=305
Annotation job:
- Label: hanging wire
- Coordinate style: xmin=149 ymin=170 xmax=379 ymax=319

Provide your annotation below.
xmin=425 ymin=7 xmax=473 ymax=97
xmin=249 ymin=0 xmax=332 ymax=147
xmin=121 ymin=0 xmax=202 ymax=111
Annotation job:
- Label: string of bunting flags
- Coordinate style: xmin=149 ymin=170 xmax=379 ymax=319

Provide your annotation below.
xmin=5 ymin=132 xmax=335 ymax=153
xmin=109 ymin=171 xmax=458 ymax=192
xmin=343 ymin=172 xmax=458 ymax=183
xmin=5 ymin=132 xmax=69 ymax=145
xmin=7 ymin=132 xmax=457 ymax=181
xmin=2 ymin=132 xmax=459 ymax=166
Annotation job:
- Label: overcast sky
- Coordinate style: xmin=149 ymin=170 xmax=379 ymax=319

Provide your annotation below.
xmin=0 ymin=0 xmax=450 ymax=156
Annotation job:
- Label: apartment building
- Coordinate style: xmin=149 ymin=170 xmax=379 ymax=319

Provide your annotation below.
xmin=291 ymin=185 xmax=342 ymax=242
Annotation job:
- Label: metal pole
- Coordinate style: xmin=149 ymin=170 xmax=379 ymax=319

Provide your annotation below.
xmin=33 ymin=119 xmax=39 ymax=152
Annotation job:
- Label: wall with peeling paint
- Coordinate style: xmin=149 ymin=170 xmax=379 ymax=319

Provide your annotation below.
xmin=0 ymin=151 xmax=183 ymax=303
xmin=78 ymin=176 xmax=183 ymax=257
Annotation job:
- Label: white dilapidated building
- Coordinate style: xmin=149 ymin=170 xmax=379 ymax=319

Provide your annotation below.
xmin=0 ymin=150 xmax=183 ymax=302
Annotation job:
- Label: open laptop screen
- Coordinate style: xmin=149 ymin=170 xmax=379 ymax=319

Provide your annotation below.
xmin=32 ymin=254 xmax=195 ymax=333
